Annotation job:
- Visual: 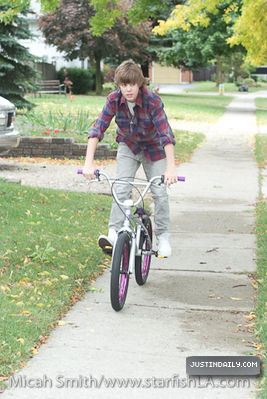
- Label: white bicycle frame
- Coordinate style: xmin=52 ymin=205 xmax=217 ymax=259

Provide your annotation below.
xmin=93 ymin=170 xmax=162 ymax=274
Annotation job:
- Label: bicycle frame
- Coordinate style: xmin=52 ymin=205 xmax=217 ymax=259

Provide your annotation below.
xmin=78 ymin=167 xmax=185 ymax=310
xmin=77 ymin=168 xmax=185 ymax=266
xmin=94 ymin=170 xmax=160 ymax=273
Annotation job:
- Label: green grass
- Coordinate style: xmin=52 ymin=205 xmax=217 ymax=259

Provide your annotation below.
xmin=187 ymin=80 xmax=267 ymax=93
xmin=254 ymin=134 xmax=267 ymax=398
xmin=16 ymin=95 xmax=117 ymax=145
xmin=187 ymin=81 xmax=238 ymax=93
xmin=16 ymin=93 xmax=232 ymax=144
xmin=255 ymin=201 xmax=267 ymax=398
xmin=161 ymin=93 xmax=233 ymax=123
xmin=0 ymin=181 xmax=111 ymax=384
xmin=255 ymin=98 xmax=267 ymax=126
xmin=255 ymin=135 xmax=267 ymax=168
xmin=173 ymin=130 xmax=205 ymax=162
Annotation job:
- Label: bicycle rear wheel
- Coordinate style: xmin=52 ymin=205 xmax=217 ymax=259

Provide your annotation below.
xmin=110 ymin=232 xmax=131 ymax=311
xmin=135 ymin=217 xmax=152 ymax=286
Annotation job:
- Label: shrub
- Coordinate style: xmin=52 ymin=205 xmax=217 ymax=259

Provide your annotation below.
xmin=103 ymin=65 xmax=115 ymax=83
xmin=58 ymin=68 xmax=95 ymax=94
xmin=102 ymin=82 xmax=116 ymax=95
xmin=243 ymin=77 xmax=256 ymax=86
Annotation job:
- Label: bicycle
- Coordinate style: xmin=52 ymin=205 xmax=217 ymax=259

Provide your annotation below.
xmin=78 ymin=169 xmax=185 ymax=311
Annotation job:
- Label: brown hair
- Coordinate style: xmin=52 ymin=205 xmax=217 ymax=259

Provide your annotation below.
xmin=114 ymin=59 xmax=146 ymax=88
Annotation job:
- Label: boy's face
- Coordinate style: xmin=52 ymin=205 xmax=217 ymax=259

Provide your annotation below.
xmin=119 ymin=83 xmax=139 ymax=103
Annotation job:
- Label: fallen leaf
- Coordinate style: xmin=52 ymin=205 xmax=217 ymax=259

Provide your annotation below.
xmin=206 ymin=247 xmax=219 ymax=253
xmin=244 ymin=314 xmax=255 ymax=321
xmin=16 ymin=338 xmax=25 ymax=345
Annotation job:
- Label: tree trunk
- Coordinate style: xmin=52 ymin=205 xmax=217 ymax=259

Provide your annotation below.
xmin=94 ymin=52 xmax=102 ymax=95
xmin=216 ymin=55 xmax=223 ymax=86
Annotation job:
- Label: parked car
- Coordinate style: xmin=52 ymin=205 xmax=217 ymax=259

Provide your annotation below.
xmin=0 ymin=96 xmax=20 ymax=155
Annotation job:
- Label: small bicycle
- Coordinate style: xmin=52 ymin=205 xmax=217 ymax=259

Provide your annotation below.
xmin=78 ymin=169 xmax=185 ymax=311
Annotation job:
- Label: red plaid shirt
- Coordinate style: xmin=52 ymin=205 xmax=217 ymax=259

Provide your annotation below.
xmin=89 ymin=86 xmax=175 ymax=162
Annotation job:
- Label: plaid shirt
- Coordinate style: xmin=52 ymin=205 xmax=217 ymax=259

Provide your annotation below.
xmin=89 ymin=86 xmax=175 ymax=162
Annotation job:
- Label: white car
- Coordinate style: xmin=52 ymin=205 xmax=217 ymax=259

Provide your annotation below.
xmin=0 ymin=96 xmax=20 ymax=155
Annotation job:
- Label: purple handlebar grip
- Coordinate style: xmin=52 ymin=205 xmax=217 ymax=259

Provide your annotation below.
xmin=77 ymin=169 xmax=100 ymax=176
xmin=177 ymin=176 xmax=185 ymax=182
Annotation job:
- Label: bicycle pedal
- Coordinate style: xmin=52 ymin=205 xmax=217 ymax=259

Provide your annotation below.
xmin=98 ymin=236 xmax=113 ymax=256
xmin=155 ymin=251 xmax=167 ymax=259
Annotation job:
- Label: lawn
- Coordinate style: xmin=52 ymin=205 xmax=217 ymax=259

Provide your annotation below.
xmin=187 ymin=80 xmax=267 ymax=93
xmin=0 ymin=182 xmax=111 ymax=385
xmin=160 ymin=93 xmax=233 ymax=123
xmin=255 ymin=97 xmax=267 ymax=126
xmin=15 ymin=93 xmax=232 ymax=145
xmin=173 ymin=130 xmax=204 ymax=162
xmin=254 ymin=134 xmax=267 ymax=398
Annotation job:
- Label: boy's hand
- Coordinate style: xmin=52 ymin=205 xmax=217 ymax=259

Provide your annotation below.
xmin=83 ymin=163 xmax=96 ymax=180
xmin=164 ymin=165 xmax=177 ymax=186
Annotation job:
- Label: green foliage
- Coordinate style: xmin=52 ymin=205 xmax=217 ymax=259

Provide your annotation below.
xmin=89 ymin=0 xmax=122 ymax=36
xmin=39 ymin=0 xmax=151 ymax=95
xmin=29 ymin=242 xmax=56 ymax=263
xmin=128 ymin=0 xmax=180 ymax=25
xmin=0 ymin=4 xmax=37 ymax=108
xmin=154 ymin=3 xmax=244 ymax=84
xmin=58 ymin=68 xmax=96 ymax=94
xmin=102 ymin=82 xmax=117 ymax=95
xmin=19 ymin=107 xmax=96 ymax=138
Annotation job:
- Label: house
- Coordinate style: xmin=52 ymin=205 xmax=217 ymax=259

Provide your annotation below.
xmin=251 ymin=66 xmax=267 ymax=81
xmin=21 ymin=1 xmax=89 ymax=79
xmin=148 ymin=62 xmax=193 ymax=85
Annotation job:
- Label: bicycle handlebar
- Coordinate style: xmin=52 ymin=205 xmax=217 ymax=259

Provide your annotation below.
xmin=77 ymin=169 xmax=185 ymax=208
xmin=77 ymin=169 xmax=185 ymax=182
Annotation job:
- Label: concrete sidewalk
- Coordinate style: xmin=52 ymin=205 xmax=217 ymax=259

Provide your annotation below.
xmin=1 ymin=94 xmax=261 ymax=398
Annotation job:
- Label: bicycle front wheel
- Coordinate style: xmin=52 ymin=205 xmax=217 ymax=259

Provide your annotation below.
xmin=110 ymin=232 xmax=131 ymax=311
xmin=135 ymin=217 xmax=152 ymax=286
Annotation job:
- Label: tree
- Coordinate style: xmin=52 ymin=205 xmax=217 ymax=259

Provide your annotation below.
xmin=39 ymin=0 xmax=151 ymax=94
xmin=227 ymin=0 xmax=267 ymax=66
xmin=0 ymin=0 xmax=59 ymax=23
xmin=154 ymin=3 xmax=244 ymax=85
xmin=152 ymin=0 xmax=267 ymax=66
xmin=4 ymin=1 xmax=267 ymax=65
xmin=0 ymin=4 xmax=37 ymax=108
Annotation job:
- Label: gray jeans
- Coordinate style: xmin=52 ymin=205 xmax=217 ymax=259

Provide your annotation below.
xmin=109 ymin=143 xmax=169 ymax=237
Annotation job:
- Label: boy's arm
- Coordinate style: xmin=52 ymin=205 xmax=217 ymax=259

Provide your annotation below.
xmin=164 ymin=143 xmax=177 ymax=186
xmin=83 ymin=93 xmax=116 ymax=180
xmin=150 ymin=95 xmax=177 ymax=186
xmin=83 ymin=137 xmax=99 ymax=180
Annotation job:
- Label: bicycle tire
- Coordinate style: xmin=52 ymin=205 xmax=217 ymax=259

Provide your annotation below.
xmin=110 ymin=232 xmax=131 ymax=311
xmin=135 ymin=217 xmax=152 ymax=286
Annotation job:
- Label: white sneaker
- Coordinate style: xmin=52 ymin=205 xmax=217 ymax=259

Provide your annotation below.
xmin=157 ymin=232 xmax=172 ymax=257
xmin=108 ymin=228 xmax=117 ymax=244
xmin=98 ymin=229 xmax=117 ymax=255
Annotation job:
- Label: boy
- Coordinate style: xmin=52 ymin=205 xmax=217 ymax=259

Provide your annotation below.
xmin=83 ymin=60 xmax=177 ymax=257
